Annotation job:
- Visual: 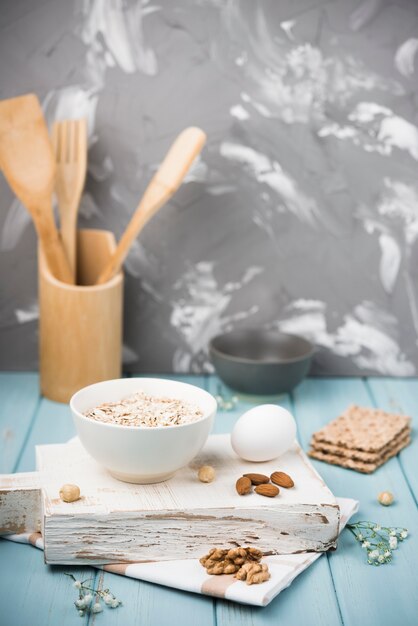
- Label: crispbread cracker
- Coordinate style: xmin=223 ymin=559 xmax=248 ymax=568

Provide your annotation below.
xmin=308 ymin=435 xmax=411 ymax=474
xmin=312 ymin=405 xmax=410 ymax=452
xmin=310 ymin=426 xmax=411 ymax=463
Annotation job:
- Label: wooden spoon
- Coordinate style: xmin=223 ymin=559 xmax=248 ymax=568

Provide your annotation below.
xmin=96 ymin=127 xmax=206 ymax=285
xmin=0 ymin=94 xmax=72 ymax=283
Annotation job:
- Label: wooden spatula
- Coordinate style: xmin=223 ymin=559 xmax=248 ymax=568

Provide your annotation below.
xmin=96 ymin=127 xmax=206 ymax=285
xmin=52 ymin=118 xmax=87 ymax=282
xmin=0 ymin=94 xmax=72 ymax=283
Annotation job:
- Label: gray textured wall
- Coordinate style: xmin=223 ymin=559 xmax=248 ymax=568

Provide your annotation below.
xmin=1 ymin=0 xmax=418 ymax=376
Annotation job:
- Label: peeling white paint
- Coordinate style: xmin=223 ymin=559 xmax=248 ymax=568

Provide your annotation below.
xmin=395 ymin=38 xmax=418 ymax=77
xmin=182 ymin=156 xmax=208 ymax=184
xmin=205 ymin=184 xmax=236 ymax=196
xmin=124 ymin=240 xmax=151 ymax=279
xmin=378 ymin=115 xmax=418 ymax=161
xmin=170 ymin=262 xmax=262 ymax=371
xmin=88 ymin=155 xmax=114 ymax=182
xmin=43 ymin=86 xmax=98 ymax=139
xmin=230 ymin=104 xmax=250 ymax=120
xmin=320 ymin=102 xmax=418 ymax=162
xmin=226 ymin=4 xmax=403 ymax=125
xmin=79 ymin=0 xmax=157 ymax=76
xmin=378 ymin=233 xmax=401 ymax=294
xmin=220 ymin=142 xmax=320 ymax=226
xmin=15 ymin=303 xmax=39 ymax=324
xmin=318 ymin=124 xmax=358 ymax=140
xmin=378 ymin=179 xmax=418 ymax=245
xmin=276 ymin=300 xmax=415 ymax=376
xmin=349 ymin=102 xmax=392 ymax=122
xmin=280 ymin=20 xmax=295 ymax=40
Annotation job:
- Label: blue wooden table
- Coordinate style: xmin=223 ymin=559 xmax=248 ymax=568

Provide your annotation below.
xmin=0 ymin=374 xmax=417 ymax=626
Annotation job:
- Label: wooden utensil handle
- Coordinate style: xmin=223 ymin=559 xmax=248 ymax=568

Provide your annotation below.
xmin=35 ymin=208 xmax=73 ymax=284
xmin=59 ymin=202 xmax=77 ymax=281
xmin=96 ymin=127 xmax=206 ymax=285
xmin=96 ymin=181 xmax=171 ymax=285
xmin=40 ymin=232 xmax=73 ymax=284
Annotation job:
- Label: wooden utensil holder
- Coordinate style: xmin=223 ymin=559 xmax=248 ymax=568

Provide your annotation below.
xmin=39 ymin=229 xmax=123 ymax=403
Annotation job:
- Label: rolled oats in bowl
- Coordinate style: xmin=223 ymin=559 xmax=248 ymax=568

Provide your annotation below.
xmin=84 ymin=390 xmax=204 ymax=427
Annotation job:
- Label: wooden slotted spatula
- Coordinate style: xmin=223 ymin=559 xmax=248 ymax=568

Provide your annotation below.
xmin=0 ymin=94 xmax=72 ymax=283
xmin=96 ymin=126 xmax=206 ymax=285
xmin=52 ymin=118 xmax=87 ymax=282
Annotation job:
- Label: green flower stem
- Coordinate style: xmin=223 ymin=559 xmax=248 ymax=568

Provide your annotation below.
xmin=345 ymin=520 xmax=408 ymax=566
xmin=65 ymin=573 xmax=122 ymax=615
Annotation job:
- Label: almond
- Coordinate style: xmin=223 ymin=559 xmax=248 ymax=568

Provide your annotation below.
xmin=243 ymin=473 xmax=269 ymax=485
xmin=255 ymin=484 xmax=279 ymax=498
xmin=236 ymin=476 xmax=252 ymax=495
xmin=270 ymin=471 xmax=294 ymax=488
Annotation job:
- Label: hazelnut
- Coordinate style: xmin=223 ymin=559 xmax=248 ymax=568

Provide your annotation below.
xmin=378 ymin=491 xmax=394 ymax=506
xmin=198 ymin=465 xmax=216 ymax=483
xmin=59 ymin=483 xmax=81 ymax=503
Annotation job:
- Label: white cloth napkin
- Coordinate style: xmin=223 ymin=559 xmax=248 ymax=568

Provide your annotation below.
xmin=4 ymin=497 xmax=358 ymax=606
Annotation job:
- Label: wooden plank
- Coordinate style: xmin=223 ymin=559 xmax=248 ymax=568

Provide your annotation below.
xmin=210 ymin=376 xmax=343 ymax=626
xmin=207 ymin=377 xmax=294 ymax=434
xmin=0 ymin=376 xmax=95 ymax=625
xmin=0 ymin=539 xmax=96 ymax=626
xmin=9 ymin=375 xmax=418 ymax=624
xmin=367 ymin=377 xmax=418 ymax=504
xmin=37 ymin=435 xmax=339 ymax=564
xmin=293 ymin=378 xmax=418 ymax=626
xmin=0 ymin=471 xmax=41 ymax=534
xmin=216 ymin=558 xmax=343 ymax=625
xmin=16 ymin=397 xmax=76 ymax=472
xmin=89 ymin=571 xmax=215 ymax=626
xmin=0 ymin=372 xmax=40 ymax=473
xmin=96 ymin=374 xmax=215 ymax=626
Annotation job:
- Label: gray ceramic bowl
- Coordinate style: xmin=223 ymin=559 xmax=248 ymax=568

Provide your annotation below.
xmin=209 ymin=329 xmax=314 ymax=395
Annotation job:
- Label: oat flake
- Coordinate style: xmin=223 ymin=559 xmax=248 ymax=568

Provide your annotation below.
xmin=84 ymin=390 xmax=204 ymax=427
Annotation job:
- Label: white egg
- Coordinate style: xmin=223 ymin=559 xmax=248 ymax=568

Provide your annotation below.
xmin=231 ymin=404 xmax=297 ymax=462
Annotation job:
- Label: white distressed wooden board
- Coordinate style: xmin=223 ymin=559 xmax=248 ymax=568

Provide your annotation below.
xmin=0 ymin=472 xmax=41 ymax=534
xmin=35 ymin=435 xmax=340 ymax=565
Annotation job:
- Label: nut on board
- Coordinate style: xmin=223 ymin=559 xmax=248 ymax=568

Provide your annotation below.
xmin=59 ymin=484 xmax=81 ymax=503
xmin=255 ymin=484 xmax=280 ymax=498
xmin=236 ymin=476 xmax=252 ymax=495
xmin=198 ymin=465 xmax=216 ymax=483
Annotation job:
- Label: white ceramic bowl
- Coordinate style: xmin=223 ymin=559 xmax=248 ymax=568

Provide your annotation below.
xmin=70 ymin=378 xmax=217 ymax=484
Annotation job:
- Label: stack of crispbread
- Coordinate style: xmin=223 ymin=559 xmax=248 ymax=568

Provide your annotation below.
xmin=308 ymin=405 xmax=411 ymax=473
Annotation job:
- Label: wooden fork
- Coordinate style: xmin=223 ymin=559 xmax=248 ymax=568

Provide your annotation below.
xmin=52 ymin=118 xmax=87 ymax=282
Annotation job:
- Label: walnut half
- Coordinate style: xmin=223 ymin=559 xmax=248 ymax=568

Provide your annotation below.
xmin=199 ymin=546 xmax=269 ymax=584
xmin=234 ymin=562 xmax=270 ymax=585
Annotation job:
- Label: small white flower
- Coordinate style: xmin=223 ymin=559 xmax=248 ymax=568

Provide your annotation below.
xmin=73 ymin=581 xmax=82 ymax=589
xmin=368 ymin=549 xmax=379 ymax=559
xmin=378 ymin=555 xmax=385 ymax=563
xmin=83 ymin=594 xmax=92 ymax=605
xmin=384 ymin=550 xmax=391 ymax=558
xmin=373 ymin=525 xmax=381 ymax=532
xmin=389 ymin=536 xmax=398 ymax=550
xmin=361 ymin=541 xmax=371 ymax=549
xmin=75 ymin=599 xmax=86 ymax=609
xmin=357 ymin=533 xmax=364 ymax=541
xmin=92 ymin=603 xmax=103 ymax=614
xmin=78 ymin=610 xmax=85 ymax=617
xmin=110 ymin=599 xmax=120 ymax=608
xmin=390 ymin=530 xmax=397 ymax=536
xmin=104 ymin=594 xmax=113 ymax=605
xmin=400 ymin=530 xmax=408 ymax=539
